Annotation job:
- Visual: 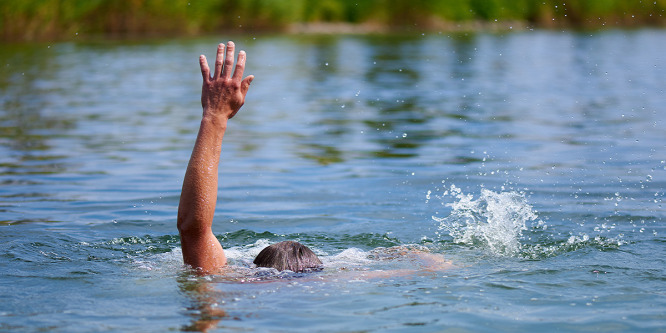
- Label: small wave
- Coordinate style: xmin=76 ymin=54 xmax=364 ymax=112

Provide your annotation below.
xmin=123 ymin=232 xmax=402 ymax=276
xmin=224 ymin=239 xmax=274 ymax=266
xmin=520 ymin=234 xmax=626 ymax=260
xmin=132 ymin=247 xmax=183 ymax=273
xmin=322 ymin=248 xmax=374 ymax=269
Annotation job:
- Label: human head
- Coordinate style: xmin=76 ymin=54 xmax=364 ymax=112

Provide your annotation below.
xmin=253 ymin=241 xmax=322 ymax=272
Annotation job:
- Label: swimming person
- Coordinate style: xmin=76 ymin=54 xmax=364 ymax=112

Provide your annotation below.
xmin=177 ymin=41 xmax=322 ymax=274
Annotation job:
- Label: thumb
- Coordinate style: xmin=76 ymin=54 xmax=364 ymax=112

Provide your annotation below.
xmin=241 ymin=75 xmax=254 ymax=95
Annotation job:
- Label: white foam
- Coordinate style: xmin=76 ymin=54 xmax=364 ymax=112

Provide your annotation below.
xmin=132 ymin=247 xmax=183 ymax=274
xmin=225 ymin=241 xmax=375 ymax=269
xmin=224 ymin=239 xmax=273 ymax=264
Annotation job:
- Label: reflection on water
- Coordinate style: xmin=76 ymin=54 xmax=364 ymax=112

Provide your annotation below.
xmin=0 ymin=30 xmax=665 ymax=332
xmin=178 ymin=277 xmax=229 ymax=332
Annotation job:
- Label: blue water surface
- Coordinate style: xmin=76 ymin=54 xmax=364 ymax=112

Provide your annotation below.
xmin=1 ymin=29 xmax=665 ymax=332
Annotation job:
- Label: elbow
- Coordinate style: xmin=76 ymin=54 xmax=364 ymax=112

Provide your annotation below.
xmin=177 ymin=215 xmax=188 ymax=235
xmin=177 ymin=212 xmax=195 ymax=235
xmin=177 ymin=212 xmax=208 ymax=237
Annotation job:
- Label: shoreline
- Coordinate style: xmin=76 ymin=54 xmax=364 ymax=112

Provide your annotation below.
xmin=2 ymin=19 xmax=664 ymax=44
xmin=286 ymin=20 xmax=532 ymax=35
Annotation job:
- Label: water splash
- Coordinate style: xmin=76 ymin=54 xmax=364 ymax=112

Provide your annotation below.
xmin=431 ymin=185 xmax=628 ymax=258
xmin=433 ymin=185 xmax=540 ymax=257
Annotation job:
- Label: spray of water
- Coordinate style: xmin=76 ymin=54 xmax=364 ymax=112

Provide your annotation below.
xmin=433 ymin=185 xmax=540 ymax=257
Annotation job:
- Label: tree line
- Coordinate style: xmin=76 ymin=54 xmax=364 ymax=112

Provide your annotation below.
xmin=2 ymin=0 xmax=664 ymax=41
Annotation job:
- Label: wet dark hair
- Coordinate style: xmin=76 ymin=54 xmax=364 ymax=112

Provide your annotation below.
xmin=253 ymin=241 xmax=322 ymax=272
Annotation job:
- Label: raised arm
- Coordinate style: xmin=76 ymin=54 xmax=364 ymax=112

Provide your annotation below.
xmin=177 ymin=41 xmax=254 ymax=273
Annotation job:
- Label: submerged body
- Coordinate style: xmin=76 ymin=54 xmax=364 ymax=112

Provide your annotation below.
xmin=177 ymin=41 xmax=452 ymax=276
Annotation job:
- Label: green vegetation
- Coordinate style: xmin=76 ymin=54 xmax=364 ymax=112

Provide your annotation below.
xmin=1 ymin=0 xmax=665 ymax=41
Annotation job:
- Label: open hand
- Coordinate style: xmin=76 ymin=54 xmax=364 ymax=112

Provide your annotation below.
xmin=199 ymin=41 xmax=254 ymax=119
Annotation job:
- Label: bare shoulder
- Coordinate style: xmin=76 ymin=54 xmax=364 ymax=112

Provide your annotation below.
xmin=369 ymin=245 xmax=454 ymax=272
xmin=322 ymin=246 xmax=454 ymax=281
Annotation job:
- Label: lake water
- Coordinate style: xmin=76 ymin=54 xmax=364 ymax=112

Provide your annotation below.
xmin=1 ymin=29 xmax=665 ymax=332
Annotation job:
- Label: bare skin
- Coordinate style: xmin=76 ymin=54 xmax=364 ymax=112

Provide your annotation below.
xmin=177 ymin=41 xmax=254 ymax=273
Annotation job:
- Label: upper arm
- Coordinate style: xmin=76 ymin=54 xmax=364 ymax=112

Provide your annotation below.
xmin=411 ymin=252 xmax=453 ymax=271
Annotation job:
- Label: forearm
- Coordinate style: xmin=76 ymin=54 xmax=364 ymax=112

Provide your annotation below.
xmin=177 ymin=114 xmax=228 ymax=233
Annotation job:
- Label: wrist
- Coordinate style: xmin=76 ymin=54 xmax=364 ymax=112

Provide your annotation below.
xmin=201 ymin=111 xmax=229 ymax=129
xmin=203 ymin=105 xmax=233 ymax=118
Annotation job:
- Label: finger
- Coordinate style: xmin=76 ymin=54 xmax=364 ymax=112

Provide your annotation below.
xmin=241 ymin=75 xmax=254 ymax=96
xmin=199 ymin=55 xmax=210 ymax=81
xmin=232 ymin=50 xmax=246 ymax=81
xmin=213 ymin=43 xmax=224 ymax=79
xmin=221 ymin=41 xmax=235 ymax=79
